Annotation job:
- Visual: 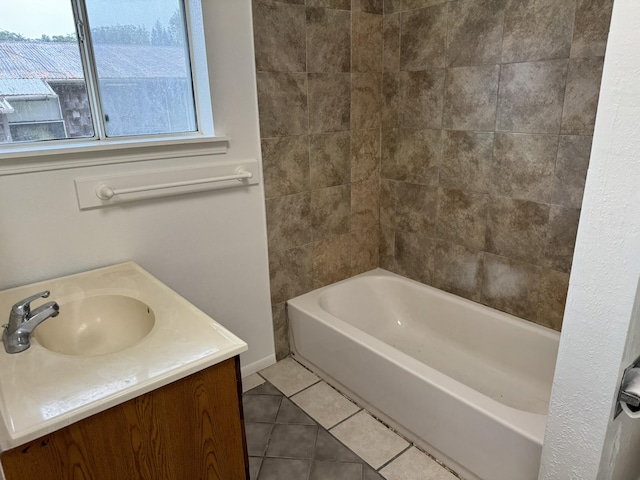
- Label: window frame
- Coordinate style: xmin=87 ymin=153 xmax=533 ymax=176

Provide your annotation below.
xmin=0 ymin=0 xmax=224 ymax=175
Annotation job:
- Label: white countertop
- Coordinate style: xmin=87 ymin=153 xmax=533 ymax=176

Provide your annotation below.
xmin=0 ymin=262 xmax=248 ymax=451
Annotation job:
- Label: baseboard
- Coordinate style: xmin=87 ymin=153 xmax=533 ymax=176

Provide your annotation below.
xmin=240 ymin=354 xmax=276 ymax=378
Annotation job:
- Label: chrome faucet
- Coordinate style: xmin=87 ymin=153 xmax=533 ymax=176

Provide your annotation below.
xmin=2 ymin=291 xmax=59 ymax=354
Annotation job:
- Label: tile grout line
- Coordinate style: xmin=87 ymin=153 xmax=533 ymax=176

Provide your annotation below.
xmin=327 ymin=406 xmax=364 ymax=431
xmin=375 ymin=443 xmax=413 ymax=472
xmin=285 ymin=378 xmax=323 ymax=398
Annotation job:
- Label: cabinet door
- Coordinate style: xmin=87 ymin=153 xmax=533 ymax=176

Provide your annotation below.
xmin=1 ymin=357 xmax=249 ymax=480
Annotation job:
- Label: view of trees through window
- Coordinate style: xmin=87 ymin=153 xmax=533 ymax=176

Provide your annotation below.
xmin=0 ymin=0 xmax=197 ymax=145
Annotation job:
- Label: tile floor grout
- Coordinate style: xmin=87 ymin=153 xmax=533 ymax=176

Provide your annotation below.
xmin=251 ymin=358 xmax=461 ymax=480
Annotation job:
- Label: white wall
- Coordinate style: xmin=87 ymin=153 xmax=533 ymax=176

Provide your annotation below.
xmin=539 ymin=0 xmax=640 ymax=478
xmin=0 ymin=1 xmax=275 ymax=376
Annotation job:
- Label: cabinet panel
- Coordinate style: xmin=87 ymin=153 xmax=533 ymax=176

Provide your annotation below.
xmin=1 ymin=357 xmax=248 ymax=480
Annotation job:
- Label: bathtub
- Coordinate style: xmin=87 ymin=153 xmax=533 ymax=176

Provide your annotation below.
xmin=288 ymin=269 xmax=560 ymax=480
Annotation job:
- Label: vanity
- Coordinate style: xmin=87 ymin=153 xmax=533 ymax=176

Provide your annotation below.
xmin=0 ymin=263 xmax=249 ymax=480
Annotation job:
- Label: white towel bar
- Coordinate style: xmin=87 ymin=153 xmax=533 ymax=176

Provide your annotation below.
xmin=95 ymin=168 xmax=253 ymax=200
xmin=74 ymin=160 xmax=260 ymax=209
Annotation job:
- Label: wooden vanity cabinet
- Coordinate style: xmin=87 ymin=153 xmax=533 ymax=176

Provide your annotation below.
xmin=1 ymin=356 xmax=249 ymax=480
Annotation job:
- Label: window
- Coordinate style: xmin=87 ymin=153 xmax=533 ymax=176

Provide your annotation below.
xmin=0 ymin=0 xmax=198 ymax=146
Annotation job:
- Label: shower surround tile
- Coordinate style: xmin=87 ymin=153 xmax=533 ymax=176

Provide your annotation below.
xmin=382 ymin=72 xmax=400 ymax=129
xmin=440 ymin=131 xmax=493 ymax=193
xmin=253 ymin=0 xmax=306 ymax=73
xmin=379 ymin=226 xmax=396 ymax=270
xmin=268 ymin=245 xmax=313 ymax=304
xmin=552 ymin=135 xmax=592 ymax=209
xmin=486 ymin=196 xmax=550 ymax=265
xmin=310 ymin=132 xmax=351 ymax=189
xmin=433 ymin=242 xmax=483 ymax=302
xmin=496 ymin=60 xmax=569 ymax=134
xmin=561 ymin=57 xmax=605 ymax=135
xmin=308 ymin=0 xmax=352 ymax=8
xmin=480 ymin=253 xmax=542 ymax=321
xmin=381 ymin=129 xmax=440 ymax=186
xmin=254 ymin=0 xmax=608 ymax=348
xmin=571 ymin=0 xmax=614 ymax=58
xmin=402 ymin=0 xmax=448 ymax=10
xmin=384 ymin=0 xmax=402 ymax=14
xmin=266 ymin=193 xmax=312 ymax=251
xmin=351 ymin=129 xmax=381 ymax=182
xmin=545 ymin=206 xmax=581 ymax=273
xmin=445 ymin=0 xmax=505 ymax=67
xmin=351 ymin=74 xmax=382 ymax=131
xmin=400 ymin=4 xmax=447 ymax=71
xmin=398 ymin=70 xmax=444 ymax=130
xmin=308 ymin=73 xmax=351 ymax=134
xmin=352 ymin=12 xmax=384 ymax=73
xmin=352 ymin=177 xmax=380 ymax=233
xmin=253 ymin=0 xmax=383 ymax=359
xmin=443 ymin=65 xmax=500 ymax=131
xmin=271 ymin=303 xmax=290 ymax=361
xmin=383 ymin=13 xmax=401 ymax=72
xmin=262 ymin=135 xmax=310 ymax=198
xmin=311 ymin=185 xmax=352 ymax=240
xmin=379 ymin=179 xmax=397 ymax=228
xmin=501 ymin=0 xmax=575 ymax=63
xmin=312 ymin=234 xmax=353 ymax=287
xmin=352 ymin=0 xmax=384 ymax=14
xmin=537 ymin=269 xmax=570 ymax=329
xmin=491 ymin=133 xmax=557 ymax=203
xmin=394 ymin=230 xmax=436 ymax=284
xmin=436 ymin=188 xmax=488 ymax=251
xmin=351 ymin=225 xmax=380 ymax=274
xmin=306 ymin=7 xmax=351 ymax=73
xmin=257 ymin=72 xmax=308 ymax=138
xmin=395 ymin=182 xmax=437 ymax=235
xmin=375 ymin=0 xmax=607 ymax=332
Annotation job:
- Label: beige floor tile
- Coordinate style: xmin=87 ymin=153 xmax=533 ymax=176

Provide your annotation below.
xmin=380 ymin=447 xmax=458 ymax=480
xmin=260 ymin=358 xmax=320 ymax=397
xmin=291 ymin=381 xmax=360 ymax=428
xmin=241 ymin=373 xmax=266 ymax=393
xmin=330 ymin=411 xmax=409 ymax=469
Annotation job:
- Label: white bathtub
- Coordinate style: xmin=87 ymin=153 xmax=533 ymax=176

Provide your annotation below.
xmin=288 ymin=269 xmax=560 ymax=480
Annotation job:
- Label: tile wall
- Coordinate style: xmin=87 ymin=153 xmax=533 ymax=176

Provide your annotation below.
xmin=253 ymin=0 xmax=614 ymax=357
xmin=379 ymin=0 xmax=613 ymax=329
xmin=253 ymin=0 xmax=384 ymax=359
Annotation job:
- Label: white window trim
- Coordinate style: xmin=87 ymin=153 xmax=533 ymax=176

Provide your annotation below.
xmin=0 ymin=0 xmax=224 ymax=176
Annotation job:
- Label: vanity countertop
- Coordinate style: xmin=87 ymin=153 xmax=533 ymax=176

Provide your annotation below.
xmin=0 ymin=262 xmax=247 ymax=451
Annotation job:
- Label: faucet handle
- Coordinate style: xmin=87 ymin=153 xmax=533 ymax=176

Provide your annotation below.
xmin=12 ymin=291 xmax=51 ymax=316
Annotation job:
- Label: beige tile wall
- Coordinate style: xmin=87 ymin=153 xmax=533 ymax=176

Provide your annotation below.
xmin=380 ymin=0 xmax=613 ymax=330
xmin=253 ymin=0 xmax=384 ymax=359
xmin=253 ymin=0 xmax=613 ymax=358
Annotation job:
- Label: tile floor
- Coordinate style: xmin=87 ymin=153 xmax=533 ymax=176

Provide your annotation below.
xmin=242 ymin=358 xmax=458 ymax=480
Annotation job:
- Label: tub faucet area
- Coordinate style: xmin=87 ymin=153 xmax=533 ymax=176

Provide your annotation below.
xmin=2 ymin=291 xmax=59 ymax=354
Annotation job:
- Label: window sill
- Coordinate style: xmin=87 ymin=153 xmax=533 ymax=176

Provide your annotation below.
xmin=0 ymin=134 xmax=230 ymax=176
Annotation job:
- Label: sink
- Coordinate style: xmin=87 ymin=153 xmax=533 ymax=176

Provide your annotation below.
xmin=34 ymin=295 xmax=155 ymax=356
xmin=0 ymin=262 xmax=247 ymax=451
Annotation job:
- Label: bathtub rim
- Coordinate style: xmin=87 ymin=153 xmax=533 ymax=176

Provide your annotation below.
xmin=287 ymin=267 xmax=561 ymax=445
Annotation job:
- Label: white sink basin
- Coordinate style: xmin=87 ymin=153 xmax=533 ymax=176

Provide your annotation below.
xmin=0 ymin=262 xmax=248 ymax=451
xmin=34 ymin=295 xmax=155 ymax=356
